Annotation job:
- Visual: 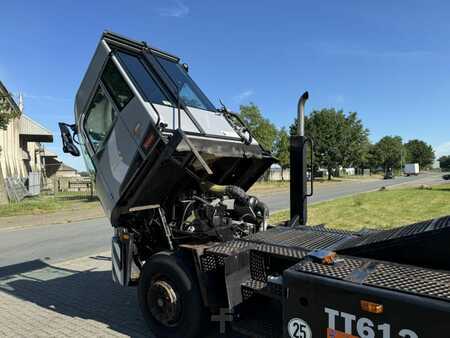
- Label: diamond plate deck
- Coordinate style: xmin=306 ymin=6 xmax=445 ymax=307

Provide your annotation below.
xmin=338 ymin=215 xmax=450 ymax=249
xmin=337 ymin=215 xmax=450 ymax=270
xmin=244 ymin=226 xmax=357 ymax=251
xmin=365 ymin=263 xmax=450 ymax=301
xmin=293 ymin=255 xmax=450 ymax=303
xmin=294 ymin=257 xmax=365 ymax=280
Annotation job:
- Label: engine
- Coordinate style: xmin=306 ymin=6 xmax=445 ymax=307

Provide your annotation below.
xmin=176 ymin=184 xmax=269 ymax=241
xmin=126 ymin=184 xmax=269 ymax=260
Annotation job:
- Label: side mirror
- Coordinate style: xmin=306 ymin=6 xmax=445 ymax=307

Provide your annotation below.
xmin=58 ymin=122 xmax=80 ymax=157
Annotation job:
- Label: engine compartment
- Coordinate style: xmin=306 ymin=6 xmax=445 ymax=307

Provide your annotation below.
xmin=122 ymin=183 xmax=269 ymax=261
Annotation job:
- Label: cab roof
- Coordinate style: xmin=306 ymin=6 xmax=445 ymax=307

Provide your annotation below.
xmin=102 ymin=31 xmax=180 ymax=63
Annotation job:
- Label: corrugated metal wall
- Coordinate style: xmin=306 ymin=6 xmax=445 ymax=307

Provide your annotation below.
xmin=0 ymin=117 xmax=27 ymax=178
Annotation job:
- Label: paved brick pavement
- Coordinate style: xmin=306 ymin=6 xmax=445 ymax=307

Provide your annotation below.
xmin=0 ymin=253 xmax=149 ymax=337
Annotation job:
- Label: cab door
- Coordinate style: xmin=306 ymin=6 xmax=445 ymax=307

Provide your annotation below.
xmin=82 ymin=58 xmax=140 ymax=216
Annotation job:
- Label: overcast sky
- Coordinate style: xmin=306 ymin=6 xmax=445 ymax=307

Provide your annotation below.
xmin=2 ymin=0 xmax=450 ymax=170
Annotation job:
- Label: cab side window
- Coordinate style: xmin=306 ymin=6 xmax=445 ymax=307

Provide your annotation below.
xmin=84 ymin=86 xmax=116 ymax=152
xmin=101 ymin=58 xmax=134 ymax=110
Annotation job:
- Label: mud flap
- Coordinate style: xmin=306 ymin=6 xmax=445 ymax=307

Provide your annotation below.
xmin=112 ymin=234 xmax=133 ymax=286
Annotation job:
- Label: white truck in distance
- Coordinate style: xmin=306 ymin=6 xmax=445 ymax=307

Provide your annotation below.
xmin=404 ymin=163 xmax=420 ymax=176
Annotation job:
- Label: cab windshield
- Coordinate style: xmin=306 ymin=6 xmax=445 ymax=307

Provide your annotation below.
xmin=156 ymin=56 xmax=216 ymax=111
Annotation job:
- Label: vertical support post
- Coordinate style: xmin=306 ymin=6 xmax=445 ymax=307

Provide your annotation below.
xmin=53 ymin=177 xmax=57 ymax=196
xmin=290 ymin=91 xmax=309 ymax=225
xmin=90 ymin=179 xmax=94 ymax=199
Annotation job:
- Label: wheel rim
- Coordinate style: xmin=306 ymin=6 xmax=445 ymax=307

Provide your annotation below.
xmin=148 ymin=279 xmax=181 ymax=327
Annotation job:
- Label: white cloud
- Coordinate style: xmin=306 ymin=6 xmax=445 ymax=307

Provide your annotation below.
xmin=234 ymin=89 xmax=254 ymax=102
xmin=158 ymin=0 xmax=189 ymax=18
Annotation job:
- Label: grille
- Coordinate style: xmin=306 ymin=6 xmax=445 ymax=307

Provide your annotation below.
xmin=200 ymin=254 xmax=219 ymax=272
xmin=250 ymin=251 xmax=267 ymax=281
xmin=365 ymin=263 xmax=450 ymax=301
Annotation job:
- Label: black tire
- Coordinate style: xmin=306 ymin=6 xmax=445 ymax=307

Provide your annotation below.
xmin=138 ymin=251 xmax=207 ymax=338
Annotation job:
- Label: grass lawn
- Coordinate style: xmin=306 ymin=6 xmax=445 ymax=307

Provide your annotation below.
xmin=249 ymin=181 xmax=289 ymax=194
xmin=270 ymin=183 xmax=450 ymax=230
xmin=250 ymin=175 xmax=381 ymax=194
xmin=337 ymin=174 xmax=383 ymax=181
xmin=0 ymin=196 xmax=99 ymax=218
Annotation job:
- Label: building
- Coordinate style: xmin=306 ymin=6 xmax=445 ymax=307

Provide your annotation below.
xmin=0 ymin=81 xmax=53 ymax=180
xmin=268 ymin=164 xmax=290 ymax=181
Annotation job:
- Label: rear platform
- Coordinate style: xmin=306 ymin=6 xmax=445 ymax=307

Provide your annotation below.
xmin=198 ymin=215 xmax=450 ymax=337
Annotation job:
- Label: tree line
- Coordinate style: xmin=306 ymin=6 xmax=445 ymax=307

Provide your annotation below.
xmin=239 ymin=103 xmax=436 ymax=180
xmin=438 ymin=156 xmax=450 ymax=171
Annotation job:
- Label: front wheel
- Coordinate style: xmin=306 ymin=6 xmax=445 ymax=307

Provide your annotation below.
xmin=138 ymin=251 xmax=207 ymax=338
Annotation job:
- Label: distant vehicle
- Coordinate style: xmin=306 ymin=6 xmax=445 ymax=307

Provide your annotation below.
xmin=384 ymin=168 xmax=394 ymax=179
xmin=443 ymin=174 xmax=450 ymax=180
xmin=404 ymin=163 xmax=420 ymax=176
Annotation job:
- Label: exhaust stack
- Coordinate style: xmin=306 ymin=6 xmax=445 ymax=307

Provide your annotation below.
xmin=290 ymin=91 xmax=309 ymax=225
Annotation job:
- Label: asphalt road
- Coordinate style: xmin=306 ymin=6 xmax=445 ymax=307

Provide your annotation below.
xmin=263 ymin=172 xmax=445 ymax=211
xmin=0 ymin=173 xmax=444 ymax=268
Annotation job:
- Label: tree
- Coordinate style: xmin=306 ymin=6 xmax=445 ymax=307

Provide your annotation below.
xmin=404 ymin=139 xmax=435 ymax=169
xmin=239 ymin=103 xmax=277 ymax=152
xmin=290 ymin=109 xmax=369 ymax=180
xmin=439 ymin=156 xmax=450 ymax=171
xmin=366 ymin=143 xmax=380 ymax=170
xmin=0 ymin=93 xmax=20 ymax=130
xmin=274 ymin=128 xmax=289 ymax=180
xmin=340 ymin=112 xmax=371 ymax=170
xmin=371 ymin=136 xmax=403 ymax=172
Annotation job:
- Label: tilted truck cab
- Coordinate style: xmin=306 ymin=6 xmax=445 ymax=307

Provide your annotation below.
xmin=60 ymin=32 xmax=450 ymax=338
xmin=71 ymin=32 xmax=274 ymax=226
